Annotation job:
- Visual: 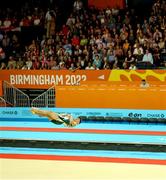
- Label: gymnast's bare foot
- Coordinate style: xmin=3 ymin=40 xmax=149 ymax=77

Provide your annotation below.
xmin=31 ymin=107 xmax=39 ymax=114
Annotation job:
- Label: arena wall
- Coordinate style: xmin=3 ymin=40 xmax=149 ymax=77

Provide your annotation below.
xmin=56 ymin=84 xmax=166 ymax=110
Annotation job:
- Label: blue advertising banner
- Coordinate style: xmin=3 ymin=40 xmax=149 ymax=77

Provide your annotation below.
xmin=0 ymin=107 xmax=165 ymax=120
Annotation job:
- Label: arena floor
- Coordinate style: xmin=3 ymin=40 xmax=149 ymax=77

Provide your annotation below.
xmin=1 ymin=158 xmax=166 ymax=180
xmin=0 ymin=117 xmax=166 ymax=180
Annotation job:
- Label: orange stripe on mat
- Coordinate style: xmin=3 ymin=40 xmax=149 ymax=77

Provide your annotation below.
xmin=0 ymin=127 xmax=166 ymax=136
xmin=0 ymin=154 xmax=166 ymax=165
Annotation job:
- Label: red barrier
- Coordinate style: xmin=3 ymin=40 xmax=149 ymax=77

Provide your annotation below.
xmin=88 ymin=0 xmax=125 ymax=9
xmin=0 ymin=80 xmax=2 ymax=96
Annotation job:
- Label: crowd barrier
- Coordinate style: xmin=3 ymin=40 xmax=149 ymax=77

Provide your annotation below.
xmin=0 ymin=70 xmax=165 ymax=110
xmin=56 ymin=84 xmax=166 ymax=110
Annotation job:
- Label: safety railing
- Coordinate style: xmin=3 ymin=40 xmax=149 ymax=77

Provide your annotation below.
xmin=3 ymin=81 xmax=30 ymax=107
xmin=0 ymin=97 xmax=6 ymax=107
xmin=31 ymin=86 xmax=55 ymax=107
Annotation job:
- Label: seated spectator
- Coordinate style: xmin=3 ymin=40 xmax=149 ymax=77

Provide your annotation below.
xmin=59 ymin=62 xmax=67 ymax=70
xmin=2 ymin=34 xmax=10 ymax=50
xmin=133 ymin=43 xmax=144 ymax=61
xmin=93 ymin=54 xmax=102 ymax=69
xmin=29 ymin=40 xmax=37 ymax=51
xmin=82 ymin=46 xmax=89 ymax=56
xmin=85 ymin=62 xmax=94 ymax=70
xmin=25 ymin=57 xmax=33 ymax=70
xmin=80 ymin=35 xmax=88 ymax=46
xmin=158 ymin=38 xmax=165 ymax=50
xmin=126 ymin=51 xmax=135 ymax=65
xmin=114 ymin=45 xmax=123 ymax=60
xmin=122 ymin=61 xmax=128 ymax=69
xmin=128 ymin=30 xmax=135 ymax=44
xmin=33 ymin=15 xmax=41 ymax=26
xmin=153 ymin=28 xmax=162 ymax=42
xmin=0 ymin=62 xmax=6 ymax=69
xmin=92 ymin=63 xmax=99 ymax=70
xmin=10 ymin=34 xmax=20 ymax=54
xmin=153 ymin=47 xmax=161 ymax=66
xmin=71 ymin=35 xmax=80 ymax=46
xmin=32 ymin=59 xmax=41 ymax=70
xmin=129 ymin=63 xmax=137 ymax=70
xmin=73 ymin=0 xmax=83 ymax=12
xmin=66 ymin=14 xmax=75 ymax=28
xmin=107 ymin=50 xmax=115 ymax=68
xmin=103 ymin=57 xmax=110 ymax=69
xmin=16 ymin=57 xmax=24 ymax=69
xmin=3 ymin=17 xmax=12 ymax=28
xmin=7 ymin=56 xmax=16 ymax=69
xmin=63 ymin=40 xmax=72 ymax=55
xmin=0 ymin=47 xmax=6 ymax=62
xmin=123 ymin=39 xmax=130 ymax=55
xmin=19 ymin=16 xmax=31 ymax=27
xmin=142 ymin=49 xmax=154 ymax=64
xmin=69 ymin=63 xmax=76 ymax=70
xmin=51 ymin=60 xmax=60 ymax=70
xmin=140 ymin=79 xmax=150 ymax=88
xmin=112 ymin=60 xmax=120 ymax=69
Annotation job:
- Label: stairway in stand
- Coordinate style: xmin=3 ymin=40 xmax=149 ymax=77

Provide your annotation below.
xmin=20 ymin=89 xmax=46 ymax=105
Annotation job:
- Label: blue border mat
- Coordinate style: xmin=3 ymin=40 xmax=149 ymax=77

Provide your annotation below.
xmin=1 ymin=131 xmax=166 ymax=145
xmin=1 ymin=147 xmax=166 ymax=160
xmin=1 ymin=120 xmax=166 ymax=131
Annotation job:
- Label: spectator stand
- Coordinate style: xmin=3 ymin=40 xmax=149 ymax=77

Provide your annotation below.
xmin=0 ymin=0 xmax=165 ymax=70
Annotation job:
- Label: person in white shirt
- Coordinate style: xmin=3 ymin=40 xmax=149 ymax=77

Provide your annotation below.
xmin=142 ymin=49 xmax=154 ymax=64
xmin=73 ymin=0 xmax=83 ymax=11
xmin=140 ymin=79 xmax=150 ymax=88
xmin=85 ymin=62 xmax=95 ymax=70
xmin=133 ymin=44 xmax=144 ymax=55
xmin=3 ymin=18 xmax=11 ymax=28
xmin=153 ymin=29 xmax=162 ymax=42
xmin=129 ymin=63 xmax=137 ymax=70
xmin=45 ymin=9 xmax=56 ymax=38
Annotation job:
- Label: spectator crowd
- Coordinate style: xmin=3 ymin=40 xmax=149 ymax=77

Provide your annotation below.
xmin=0 ymin=0 xmax=166 ymax=70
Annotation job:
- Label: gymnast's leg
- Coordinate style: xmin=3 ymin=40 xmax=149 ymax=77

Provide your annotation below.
xmin=31 ymin=108 xmax=63 ymax=122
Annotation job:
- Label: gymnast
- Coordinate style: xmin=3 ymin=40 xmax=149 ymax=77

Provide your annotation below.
xmin=31 ymin=107 xmax=81 ymax=127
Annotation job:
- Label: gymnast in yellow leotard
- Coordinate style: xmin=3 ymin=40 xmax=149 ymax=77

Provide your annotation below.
xmin=31 ymin=108 xmax=81 ymax=127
